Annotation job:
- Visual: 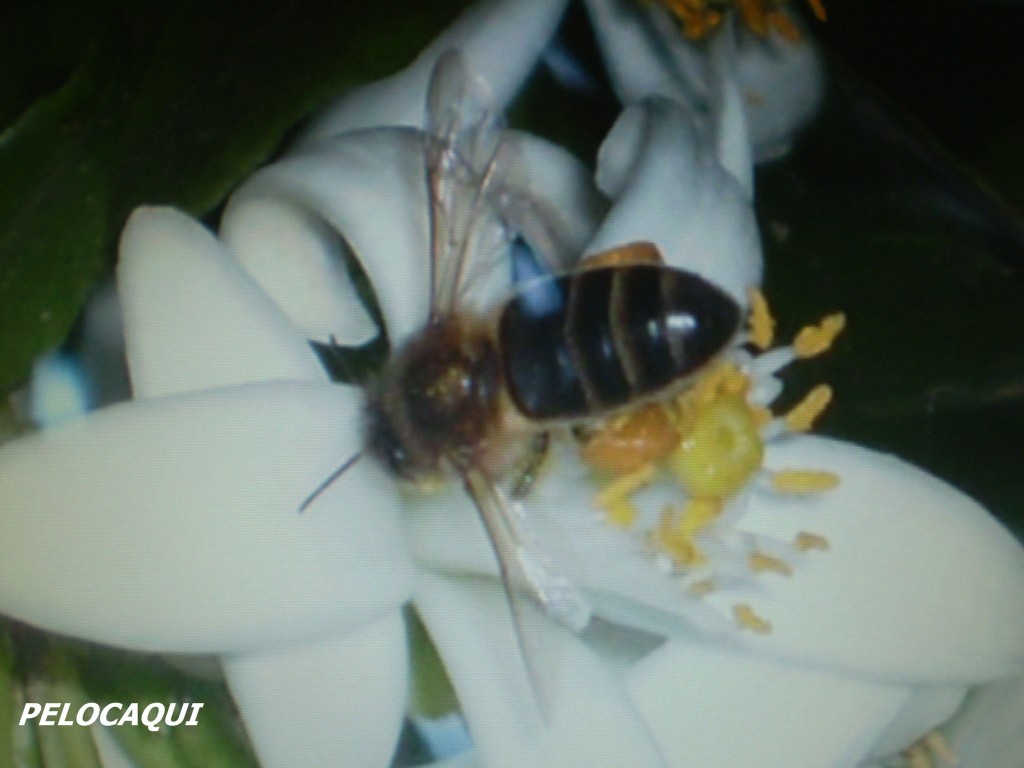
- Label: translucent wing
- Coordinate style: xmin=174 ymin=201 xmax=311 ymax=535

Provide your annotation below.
xmin=423 ymin=51 xmax=570 ymax=320
xmin=458 ymin=463 xmax=592 ymax=712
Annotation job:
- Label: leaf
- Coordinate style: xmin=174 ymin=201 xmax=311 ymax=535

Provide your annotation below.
xmin=0 ymin=0 xmax=470 ymax=395
xmin=77 ymin=644 xmax=258 ymax=768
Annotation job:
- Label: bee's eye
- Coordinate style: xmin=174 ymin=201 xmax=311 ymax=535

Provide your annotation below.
xmin=383 ymin=441 xmax=411 ymax=477
xmin=365 ymin=400 xmax=419 ymax=481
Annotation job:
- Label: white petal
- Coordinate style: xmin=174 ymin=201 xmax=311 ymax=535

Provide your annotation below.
xmin=587 ymin=98 xmax=762 ymax=304
xmin=947 ymin=675 xmax=1024 ymax=768
xmin=582 ymin=0 xmax=706 ymax=112
xmin=501 ymin=130 xmax=608 ymax=263
xmin=407 ymin=449 xmax=727 ymax=637
xmin=0 ymin=381 xmax=413 ymax=652
xmin=582 ymin=0 xmax=823 ymax=162
xmin=223 ymin=612 xmax=408 ymax=768
xmin=415 ymin=575 xmax=668 ymax=768
xmin=863 ymin=685 xmax=967 ymax=761
xmin=300 ymin=0 xmax=570 ymax=141
xmin=91 ymin=725 xmax=137 ymax=768
xmin=708 ymin=22 xmax=754 ymax=197
xmin=222 ymin=129 xmax=603 ymax=345
xmin=119 ymin=207 xmax=327 ymax=398
xmin=627 ymin=636 xmax=910 ymax=768
xmin=427 ymin=753 xmax=482 ymax=768
xmin=732 ymin=13 xmax=825 ymax=161
xmin=712 ymin=435 xmax=1024 ymax=682
xmin=221 ymin=129 xmax=431 ymax=343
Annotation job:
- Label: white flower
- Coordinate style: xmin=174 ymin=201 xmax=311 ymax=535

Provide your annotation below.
xmin=3 ymin=2 xmax=1024 ymax=768
xmin=582 ymin=0 xmax=826 ymax=162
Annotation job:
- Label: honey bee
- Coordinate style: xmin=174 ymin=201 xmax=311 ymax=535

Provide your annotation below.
xmin=307 ymin=51 xmax=740 ymax=672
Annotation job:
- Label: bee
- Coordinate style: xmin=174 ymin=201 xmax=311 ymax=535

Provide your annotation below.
xmin=307 ymin=51 xmax=740 ymax=678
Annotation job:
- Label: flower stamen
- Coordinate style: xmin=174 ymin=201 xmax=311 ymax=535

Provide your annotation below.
xmin=771 ymin=469 xmax=840 ymax=493
xmin=651 ymin=499 xmax=724 ymax=566
xmin=733 ymin=603 xmax=772 ymax=634
xmin=747 ymin=288 xmax=775 ymax=350
xmin=793 ymin=313 xmax=846 ymax=358
xmin=784 ymin=384 xmax=833 ymax=432
xmin=749 ymin=551 xmax=793 ymax=576
xmin=594 ymin=464 xmax=657 ymax=526
xmin=794 ymin=531 xmax=830 ymax=552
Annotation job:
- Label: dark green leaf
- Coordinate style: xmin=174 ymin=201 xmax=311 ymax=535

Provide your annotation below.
xmin=77 ymin=645 xmax=257 ymax=768
xmin=0 ymin=0 xmax=470 ymax=394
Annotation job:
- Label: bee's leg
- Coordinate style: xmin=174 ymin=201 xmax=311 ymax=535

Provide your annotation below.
xmin=511 ymin=431 xmax=551 ymax=500
xmin=581 ymin=241 xmax=663 ymax=269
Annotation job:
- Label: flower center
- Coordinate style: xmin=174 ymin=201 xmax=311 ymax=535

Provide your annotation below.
xmin=670 ymin=392 xmax=763 ymax=499
xmin=581 ymin=289 xmax=845 ymax=634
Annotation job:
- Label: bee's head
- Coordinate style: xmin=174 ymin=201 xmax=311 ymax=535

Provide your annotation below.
xmin=363 ymin=393 xmax=432 ymax=483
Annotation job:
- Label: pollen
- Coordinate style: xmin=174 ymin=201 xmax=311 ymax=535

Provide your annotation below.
xmin=594 ymin=464 xmax=657 ymax=527
xmin=649 ymin=0 xmax=826 ymax=40
xmin=794 ymin=531 xmax=830 ymax=552
xmin=771 ymin=469 xmax=840 ymax=493
xmin=669 ymin=394 xmax=764 ymax=499
xmin=688 ymin=578 xmax=716 ymax=596
xmin=784 ymin=384 xmax=833 ymax=432
xmin=747 ymin=288 xmax=775 ymax=350
xmin=651 ymin=499 xmax=723 ymax=567
xmin=733 ymin=604 xmax=772 ymax=634
xmin=749 ymin=551 xmax=793 ymax=576
xmin=793 ymin=313 xmax=846 ymax=358
xmin=582 ymin=404 xmax=679 ymax=475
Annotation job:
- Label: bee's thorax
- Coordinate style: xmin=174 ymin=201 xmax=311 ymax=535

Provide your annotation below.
xmin=364 ymin=318 xmax=502 ymax=481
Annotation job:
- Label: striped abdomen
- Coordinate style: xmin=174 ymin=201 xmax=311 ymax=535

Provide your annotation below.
xmin=498 ymin=265 xmax=740 ymax=420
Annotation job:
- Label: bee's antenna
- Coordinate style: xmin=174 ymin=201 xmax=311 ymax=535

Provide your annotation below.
xmin=298 ymin=452 xmax=363 ymax=513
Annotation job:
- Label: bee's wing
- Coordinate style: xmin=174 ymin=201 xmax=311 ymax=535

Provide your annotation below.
xmin=459 ymin=464 xmax=592 ymax=714
xmin=424 ymin=51 xmax=569 ymax=319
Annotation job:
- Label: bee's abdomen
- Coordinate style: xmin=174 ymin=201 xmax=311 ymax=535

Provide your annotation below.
xmin=499 ymin=265 xmax=740 ymax=420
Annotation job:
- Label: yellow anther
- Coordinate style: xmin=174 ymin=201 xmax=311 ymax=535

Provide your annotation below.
xmin=688 ymin=578 xmax=716 ymax=597
xmin=750 ymin=405 xmax=773 ymax=428
xmin=721 ymin=367 xmax=751 ymax=397
xmin=784 ymin=384 xmax=833 ymax=432
xmin=678 ymin=497 xmax=724 ymax=536
xmin=651 ymin=499 xmax=722 ymax=567
xmin=771 ymin=470 xmax=840 ymax=493
xmin=594 ymin=464 xmax=656 ymax=526
xmin=806 ymin=0 xmax=827 ymax=21
xmin=794 ymin=531 xmax=830 ymax=552
xmin=682 ymin=364 xmax=732 ymax=410
xmin=605 ymin=497 xmax=640 ymax=528
xmin=733 ymin=604 xmax=772 ymax=634
xmin=749 ymin=551 xmax=793 ymax=576
xmin=651 ymin=508 xmax=705 ymax=567
xmin=793 ymin=313 xmax=846 ymax=358
xmin=736 ymin=0 xmax=769 ymax=35
xmin=765 ymin=9 xmax=801 ymax=41
xmin=670 ymin=395 xmax=764 ymax=499
xmin=747 ymin=288 xmax=775 ymax=350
